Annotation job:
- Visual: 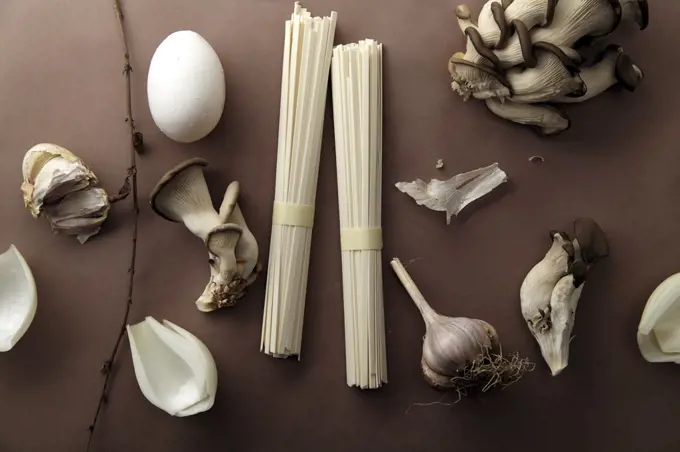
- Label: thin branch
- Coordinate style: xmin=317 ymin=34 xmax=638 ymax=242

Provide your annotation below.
xmin=86 ymin=1 xmax=141 ymax=449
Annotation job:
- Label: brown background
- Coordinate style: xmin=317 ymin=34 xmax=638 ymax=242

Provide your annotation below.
xmin=0 ymin=0 xmax=679 ymax=451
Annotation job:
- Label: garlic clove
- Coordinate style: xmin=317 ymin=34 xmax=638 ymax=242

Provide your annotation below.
xmin=638 ymin=273 xmax=680 ymax=363
xmin=0 ymin=245 xmax=37 ymax=352
xmin=395 ymin=163 xmax=507 ymax=225
xmin=553 ymin=45 xmax=643 ymax=103
xmin=150 ymin=158 xmax=222 ymax=240
xmin=21 ymin=143 xmax=99 ymax=218
xmin=484 ymin=98 xmax=570 ymax=135
xmin=127 ymin=316 xmax=218 ymax=417
xmin=421 ymin=358 xmax=456 ymax=390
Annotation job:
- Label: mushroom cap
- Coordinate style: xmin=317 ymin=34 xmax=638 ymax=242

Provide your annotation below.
xmin=573 ymin=217 xmax=609 ymax=265
xmin=150 ymin=158 xmax=209 ymax=222
xmin=615 ymin=51 xmax=644 ymax=91
xmin=638 ymin=0 xmax=649 ymax=30
xmin=205 ymin=223 xmax=243 ymax=257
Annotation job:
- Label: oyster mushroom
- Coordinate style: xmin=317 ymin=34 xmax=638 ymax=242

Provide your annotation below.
xmin=150 ymin=161 xmax=260 ymax=310
xmin=553 ymin=45 xmax=643 ymax=103
xmin=451 ymin=0 xmax=635 ymax=98
xmin=520 ymin=218 xmax=609 ymax=375
xmin=0 ymin=245 xmax=37 ymax=352
xmin=21 ymin=143 xmax=110 ymax=244
xmin=484 ymin=98 xmax=570 ymax=136
xmin=127 ymin=317 xmax=218 ymax=417
xmin=506 ymin=43 xmax=585 ymax=103
xmin=150 ymin=158 xmax=221 ymax=240
xmin=455 ymin=1 xmax=559 ymax=49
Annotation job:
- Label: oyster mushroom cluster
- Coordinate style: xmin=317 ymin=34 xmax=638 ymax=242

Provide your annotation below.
xmin=21 ymin=143 xmax=111 ymax=244
xmin=449 ymin=0 xmax=649 ymax=135
xmin=150 ymin=158 xmax=261 ymax=312
xmin=520 ymin=217 xmax=609 ymax=375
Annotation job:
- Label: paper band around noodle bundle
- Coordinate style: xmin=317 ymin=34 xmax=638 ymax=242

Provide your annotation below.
xmin=340 ymin=228 xmax=383 ymax=251
xmin=272 ymin=202 xmax=315 ymax=228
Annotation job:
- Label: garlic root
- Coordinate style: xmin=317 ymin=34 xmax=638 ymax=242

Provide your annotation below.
xmin=391 ymin=257 xmax=533 ymax=394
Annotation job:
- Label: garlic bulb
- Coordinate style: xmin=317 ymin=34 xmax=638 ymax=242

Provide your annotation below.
xmin=0 ymin=245 xmax=37 ymax=352
xmin=391 ymin=258 xmax=532 ymax=393
xmin=395 ymin=163 xmax=508 ymax=224
xmin=21 ymin=143 xmax=110 ymax=244
xmin=638 ymin=273 xmax=680 ymax=363
xmin=127 ymin=317 xmax=218 ymax=416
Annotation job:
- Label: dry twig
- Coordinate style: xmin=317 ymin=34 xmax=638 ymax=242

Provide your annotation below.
xmin=86 ymin=0 xmax=142 ymax=449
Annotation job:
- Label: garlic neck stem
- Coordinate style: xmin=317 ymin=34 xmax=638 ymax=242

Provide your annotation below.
xmin=390 ymin=258 xmax=437 ymax=325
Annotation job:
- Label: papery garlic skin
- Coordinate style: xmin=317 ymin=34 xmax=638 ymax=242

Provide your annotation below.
xmin=395 ymin=163 xmax=507 ymax=224
xmin=21 ymin=143 xmax=109 ymax=243
xmin=638 ymin=273 xmax=680 ymax=363
xmin=0 ymin=245 xmax=37 ymax=352
xmin=127 ymin=317 xmax=217 ymax=416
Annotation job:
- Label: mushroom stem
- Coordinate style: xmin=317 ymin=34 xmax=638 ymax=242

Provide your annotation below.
xmin=484 ymin=98 xmax=570 ymax=135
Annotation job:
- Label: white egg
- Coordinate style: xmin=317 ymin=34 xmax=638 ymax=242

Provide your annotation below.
xmin=147 ymin=30 xmax=226 ymax=143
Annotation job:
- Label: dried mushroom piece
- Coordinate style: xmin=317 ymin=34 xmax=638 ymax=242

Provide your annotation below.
xmin=520 ymin=218 xmax=609 ymax=375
